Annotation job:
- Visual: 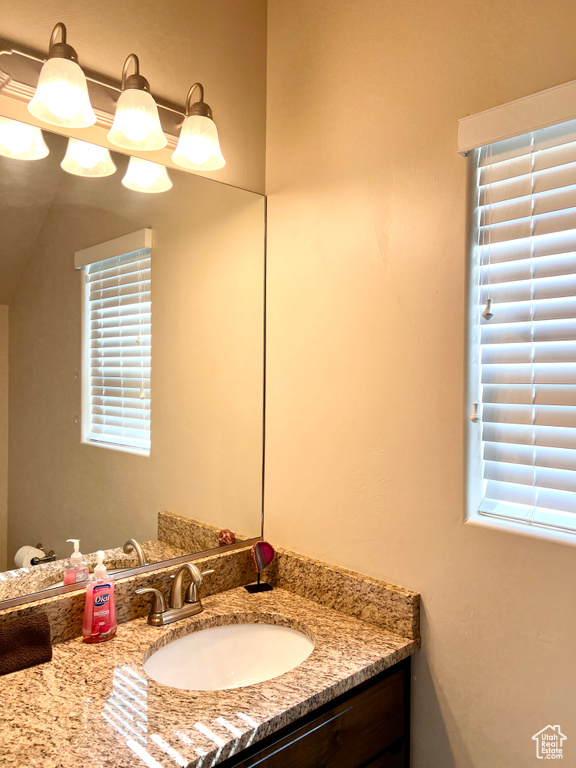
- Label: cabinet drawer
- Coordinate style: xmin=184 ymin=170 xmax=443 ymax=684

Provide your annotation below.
xmin=223 ymin=662 xmax=408 ymax=768
xmin=365 ymin=743 xmax=405 ymax=768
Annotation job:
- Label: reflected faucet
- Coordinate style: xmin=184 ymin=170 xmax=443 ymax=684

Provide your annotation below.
xmin=123 ymin=538 xmax=149 ymax=566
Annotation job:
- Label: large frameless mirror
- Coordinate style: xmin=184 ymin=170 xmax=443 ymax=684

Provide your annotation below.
xmin=0 ymin=121 xmax=265 ymax=606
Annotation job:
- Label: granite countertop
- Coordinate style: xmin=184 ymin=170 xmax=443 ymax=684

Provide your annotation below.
xmin=0 ymin=585 xmax=419 ymax=768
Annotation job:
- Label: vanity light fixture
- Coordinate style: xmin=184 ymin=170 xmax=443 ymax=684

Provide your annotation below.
xmin=108 ymin=55 xmax=167 ymax=152
xmin=0 ymin=117 xmax=49 ymax=160
xmin=61 ymin=138 xmax=116 ymax=177
xmin=171 ymin=83 xmax=225 ymax=171
xmin=27 ymin=23 xmax=96 ymax=129
xmin=2 ymin=29 xmax=228 ymax=174
xmin=121 ymin=156 xmax=172 ymax=194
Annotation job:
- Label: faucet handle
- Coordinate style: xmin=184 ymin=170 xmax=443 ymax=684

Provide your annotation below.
xmin=135 ymin=587 xmax=167 ymax=615
xmin=170 ymin=570 xmax=213 ymax=579
xmin=185 ymin=569 xmax=214 ymax=604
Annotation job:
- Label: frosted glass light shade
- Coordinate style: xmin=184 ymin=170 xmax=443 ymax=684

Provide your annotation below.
xmin=122 ymin=157 xmax=172 ymax=193
xmin=108 ymin=89 xmax=167 ymax=151
xmin=172 ymin=115 xmax=225 ymax=171
xmin=61 ymin=139 xmax=117 ymax=177
xmin=0 ymin=118 xmax=49 ymax=161
xmin=28 ymin=58 xmax=96 ymax=128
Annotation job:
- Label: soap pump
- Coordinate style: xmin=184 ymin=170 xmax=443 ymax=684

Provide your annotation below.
xmin=82 ymin=550 xmax=117 ymax=644
xmin=63 ymin=539 xmax=89 ymax=585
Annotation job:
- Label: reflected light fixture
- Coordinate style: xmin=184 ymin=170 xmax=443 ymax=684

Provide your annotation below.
xmin=28 ymin=23 xmax=96 ymax=128
xmin=61 ymin=138 xmax=117 ymax=177
xmin=172 ymin=83 xmax=225 ymax=171
xmin=122 ymin=156 xmax=172 ymax=193
xmin=108 ymin=55 xmax=167 ymax=151
xmin=0 ymin=117 xmax=49 ymax=161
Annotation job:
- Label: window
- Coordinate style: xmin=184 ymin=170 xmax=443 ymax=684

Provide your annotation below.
xmin=75 ymin=229 xmax=152 ymax=455
xmin=466 ymin=106 xmax=576 ymax=542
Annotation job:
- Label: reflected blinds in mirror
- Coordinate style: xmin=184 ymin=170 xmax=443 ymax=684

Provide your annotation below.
xmin=473 ymin=119 xmax=576 ymax=535
xmin=84 ymin=248 xmax=151 ymax=454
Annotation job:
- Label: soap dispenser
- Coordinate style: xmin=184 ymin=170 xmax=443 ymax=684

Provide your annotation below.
xmin=82 ymin=550 xmax=117 ymax=644
xmin=63 ymin=539 xmax=89 ymax=585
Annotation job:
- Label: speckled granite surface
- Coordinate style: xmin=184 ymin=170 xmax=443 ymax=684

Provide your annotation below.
xmin=266 ymin=547 xmax=420 ymax=639
xmin=0 ymin=540 xmax=187 ymax=603
xmin=0 ymin=546 xmax=256 ymax=644
xmin=158 ymin=510 xmax=251 ymax=553
xmin=0 ymin=586 xmax=419 ymax=768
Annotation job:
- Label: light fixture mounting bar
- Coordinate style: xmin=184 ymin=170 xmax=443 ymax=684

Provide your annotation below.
xmin=0 ymin=36 xmax=184 ymax=144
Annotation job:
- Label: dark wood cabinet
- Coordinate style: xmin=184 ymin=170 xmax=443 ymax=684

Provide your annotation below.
xmin=219 ymin=657 xmax=411 ymax=768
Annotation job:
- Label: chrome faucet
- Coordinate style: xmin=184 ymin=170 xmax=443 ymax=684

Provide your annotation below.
xmin=136 ymin=563 xmax=214 ymax=627
xmin=123 ymin=538 xmax=149 ymax=566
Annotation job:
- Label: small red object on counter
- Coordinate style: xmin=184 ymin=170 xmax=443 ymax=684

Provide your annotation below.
xmin=219 ymin=529 xmax=236 ymax=547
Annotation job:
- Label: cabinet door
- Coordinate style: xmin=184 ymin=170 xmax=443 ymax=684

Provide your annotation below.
xmin=223 ymin=662 xmax=408 ymax=768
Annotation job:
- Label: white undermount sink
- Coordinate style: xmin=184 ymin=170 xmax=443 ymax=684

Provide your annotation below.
xmin=143 ymin=622 xmax=315 ymax=691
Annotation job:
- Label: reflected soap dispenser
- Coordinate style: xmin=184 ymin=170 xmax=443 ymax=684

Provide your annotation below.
xmin=82 ymin=550 xmax=117 ymax=644
xmin=63 ymin=539 xmax=89 ymax=585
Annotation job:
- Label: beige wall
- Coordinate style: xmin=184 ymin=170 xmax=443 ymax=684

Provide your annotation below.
xmin=0 ymin=306 xmax=7 ymax=571
xmin=8 ymin=137 xmax=264 ymax=562
xmin=1 ymin=0 xmax=267 ymax=193
xmin=265 ymin=1 xmax=576 ymax=766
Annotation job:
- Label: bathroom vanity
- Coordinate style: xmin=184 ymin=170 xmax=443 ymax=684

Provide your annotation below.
xmin=219 ymin=660 xmax=410 ymax=768
xmin=0 ymin=547 xmax=419 ymax=768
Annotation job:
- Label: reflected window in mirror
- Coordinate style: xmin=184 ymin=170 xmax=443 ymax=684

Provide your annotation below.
xmin=75 ymin=229 xmax=152 ymax=455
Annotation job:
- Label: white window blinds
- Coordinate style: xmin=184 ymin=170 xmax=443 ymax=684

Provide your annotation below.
xmin=83 ymin=247 xmax=151 ymax=454
xmin=471 ymin=118 xmax=576 ymax=537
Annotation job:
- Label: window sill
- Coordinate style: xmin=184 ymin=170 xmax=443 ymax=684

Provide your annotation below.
xmin=81 ymin=438 xmax=150 ymax=458
xmin=465 ymin=511 xmax=576 ymax=547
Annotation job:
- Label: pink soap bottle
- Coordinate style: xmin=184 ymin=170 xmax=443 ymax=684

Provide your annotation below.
xmin=63 ymin=539 xmax=89 ymax=586
xmin=82 ymin=550 xmax=117 ymax=644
